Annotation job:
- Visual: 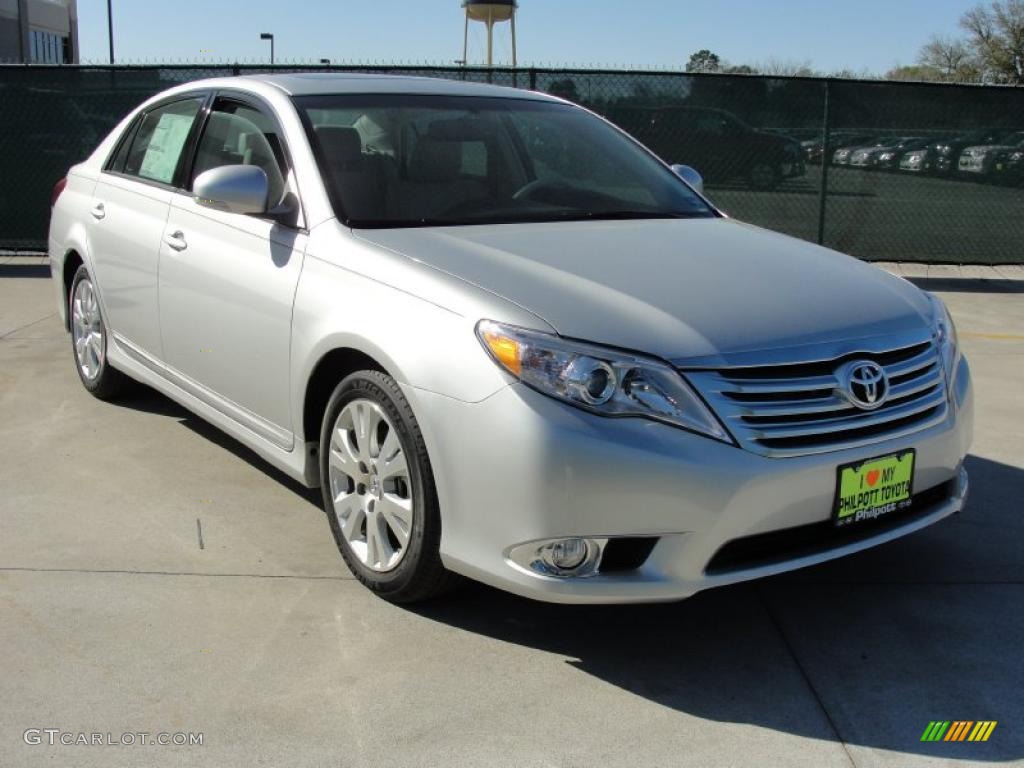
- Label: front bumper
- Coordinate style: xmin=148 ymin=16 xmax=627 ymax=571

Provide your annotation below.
xmin=407 ymin=356 xmax=973 ymax=604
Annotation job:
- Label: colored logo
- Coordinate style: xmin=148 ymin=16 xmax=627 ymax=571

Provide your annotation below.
xmin=840 ymin=360 xmax=889 ymax=410
xmin=921 ymin=721 xmax=997 ymax=742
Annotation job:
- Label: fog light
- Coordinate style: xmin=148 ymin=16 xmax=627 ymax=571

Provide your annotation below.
xmin=541 ymin=538 xmax=590 ymax=571
xmin=507 ymin=537 xmax=605 ymax=579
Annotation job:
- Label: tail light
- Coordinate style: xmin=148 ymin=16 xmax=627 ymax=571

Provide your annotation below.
xmin=51 ymin=177 xmax=68 ymax=208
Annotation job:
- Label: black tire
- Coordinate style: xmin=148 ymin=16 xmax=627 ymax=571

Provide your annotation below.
xmin=69 ymin=264 xmax=130 ymax=400
xmin=319 ymin=370 xmax=457 ymax=603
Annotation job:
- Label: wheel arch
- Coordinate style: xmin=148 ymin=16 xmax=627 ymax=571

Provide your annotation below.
xmin=301 ymin=346 xmax=389 ymax=452
xmin=61 ymin=249 xmax=85 ymax=331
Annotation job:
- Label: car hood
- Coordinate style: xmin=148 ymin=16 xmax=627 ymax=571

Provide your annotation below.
xmin=355 ymin=218 xmax=932 ymax=364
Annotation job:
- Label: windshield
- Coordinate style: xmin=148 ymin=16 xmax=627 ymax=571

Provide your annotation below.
xmin=294 ymin=94 xmax=716 ymax=228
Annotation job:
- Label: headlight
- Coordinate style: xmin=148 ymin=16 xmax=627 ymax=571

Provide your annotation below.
xmin=476 ymin=320 xmax=732 ymax=442
xmin=879 ymin=152 xmax=894 ymax=160
xmin=928 ymin=294 xmax=959 ymax=387
xmin=935 ymin=145 xmax=951 ymax=156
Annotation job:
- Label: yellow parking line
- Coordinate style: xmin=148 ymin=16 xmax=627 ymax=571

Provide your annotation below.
xmin=960 ymin=331 xmax=1024 ymax=341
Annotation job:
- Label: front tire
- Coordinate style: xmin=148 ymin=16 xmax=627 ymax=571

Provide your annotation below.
xmin=69 ymin=264 xmax=129 ymax=400
xmin=319 ymin=370 xmax=456 ymax=603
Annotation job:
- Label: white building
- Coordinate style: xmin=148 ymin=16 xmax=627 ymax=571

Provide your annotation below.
xmin=0 ymin=0 xmax=79 ymax=63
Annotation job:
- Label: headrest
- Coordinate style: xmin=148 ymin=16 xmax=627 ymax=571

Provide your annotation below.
xmin=408 ymin=138 xmax=461 ymax=183
xmin=315 ymin=126 xmax=363 ymax=168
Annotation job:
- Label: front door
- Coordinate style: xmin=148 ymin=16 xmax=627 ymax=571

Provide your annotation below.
xmin=157 ymin=96 xmax=306 ymax=448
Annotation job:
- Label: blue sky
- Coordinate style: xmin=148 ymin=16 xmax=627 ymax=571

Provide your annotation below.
xmin=77 ymin=0 xmax=977 ymax=74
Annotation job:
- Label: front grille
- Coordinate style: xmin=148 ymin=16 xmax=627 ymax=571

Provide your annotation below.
xmin=704 ymin=480 xmax=955 ymax=575
xmin=686 ymin=339 xmax=948 ymax=457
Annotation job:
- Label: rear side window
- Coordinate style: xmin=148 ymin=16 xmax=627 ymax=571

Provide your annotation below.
xmin=122 ymin=98 xmax=203 ymax=185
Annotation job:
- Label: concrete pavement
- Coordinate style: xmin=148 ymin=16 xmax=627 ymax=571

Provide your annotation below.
xmin=1 ymin=256 xmax=1022 ymax=767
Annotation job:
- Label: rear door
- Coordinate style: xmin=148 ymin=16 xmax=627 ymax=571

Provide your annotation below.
xmin=88 ymin=95 xmax=206 ymax=357
xmin=157 ymin=94 xmax=306 ymax=447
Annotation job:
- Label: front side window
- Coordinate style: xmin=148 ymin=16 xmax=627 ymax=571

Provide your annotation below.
xmin=295 ymin=94 xmax=715 ymax=227
xmin=190 ymin=100 xmax=289 ymax=208
xmin=122 ymin=98 xmax=203 ymax=185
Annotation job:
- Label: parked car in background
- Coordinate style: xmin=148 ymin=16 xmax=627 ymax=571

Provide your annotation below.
xmin=872 ymin=138 xmax=931 ymax=171
xmin=959 ymin=131 xmax=1024 ymax=179
xmin=992 ymin=145 xmax=1024 ymax=186
xmin=802 ymin=132 xmax=874 ymax=165
xmin=607 ymin=105 xmax=804 ymax=189
xmin=848 ymin=137 xmax=928 ymax=170
xmin=832 ymin=137 xmax=884 ymax=165
xmin=930 ymin=132 xmax=1003 ymax=174
xmin=49 ymin=74 xmax=971 ymax=604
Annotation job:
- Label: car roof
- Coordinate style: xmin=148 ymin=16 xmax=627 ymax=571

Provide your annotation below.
xmin=238 ymin=72 xmax=560 ymax=102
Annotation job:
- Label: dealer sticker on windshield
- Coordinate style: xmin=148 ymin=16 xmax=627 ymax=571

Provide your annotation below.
xmin=833 ymin=450 xmax=915 ymax=527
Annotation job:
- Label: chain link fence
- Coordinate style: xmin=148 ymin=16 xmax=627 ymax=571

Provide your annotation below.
xmin=2 ymin=64 xmax=1023 ymax=262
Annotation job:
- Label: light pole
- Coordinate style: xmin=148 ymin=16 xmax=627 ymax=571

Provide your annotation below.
xmin=260 ymin=32 xmax=274 ymax=65
xmin=107 ymin=0 xmax=114 ymax=63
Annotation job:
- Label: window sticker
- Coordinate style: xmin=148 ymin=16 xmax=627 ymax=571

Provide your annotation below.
xmin=139 ymin=112 xmax=195 ymax=184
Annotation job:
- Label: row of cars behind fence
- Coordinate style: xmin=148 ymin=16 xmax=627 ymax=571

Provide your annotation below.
xmin=802 ymin=130 xmax=1024 ymax=185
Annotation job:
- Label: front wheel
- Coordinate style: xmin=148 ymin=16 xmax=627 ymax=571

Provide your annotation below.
xmin=319 ymin=370 xmax=456 ymax=603
xmin=69 ymin=264 xmax=129 ymax=400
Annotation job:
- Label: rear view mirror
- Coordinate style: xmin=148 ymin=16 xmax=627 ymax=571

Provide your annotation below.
xmin=193 ymin=165 xmax=268 ymax=215
xmin=671 ymin=164 xmax=705 ymax=195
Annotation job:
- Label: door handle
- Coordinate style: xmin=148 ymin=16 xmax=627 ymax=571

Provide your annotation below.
xmin=164 ymin=230 xmax=187 ymax=252
xmin=90 ymin=202 xmax=105 ymax=220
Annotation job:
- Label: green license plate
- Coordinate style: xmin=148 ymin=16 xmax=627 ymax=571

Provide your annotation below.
xmin=833 ymin=450 xmax=915 ymax=527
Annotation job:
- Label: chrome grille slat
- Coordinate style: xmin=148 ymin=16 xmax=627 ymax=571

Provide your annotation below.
xmin=729 ymin=368 xmax=941 ymax=421
xmin=744 ymin=389 xmax=947 ymax=440
xmin=712 ymin=375 xmax=836 ymax=395
xmin=685 ymin=339 xmax=948 ymax=457
xmin=887 ymin=349 xmax=938 ymax=379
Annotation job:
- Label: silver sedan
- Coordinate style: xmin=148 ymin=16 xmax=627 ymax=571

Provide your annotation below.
xmin=48 ymin=74 xmax=973 ymax=603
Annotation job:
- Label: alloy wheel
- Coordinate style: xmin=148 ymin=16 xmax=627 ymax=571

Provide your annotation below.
xmin=327 ymin=399 xmax=414 ymax=572
xmin=71 ymin=277 xmax=104 ymax=381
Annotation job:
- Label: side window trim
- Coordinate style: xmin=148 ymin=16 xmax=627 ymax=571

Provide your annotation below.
xmin=100 ymin=91 xmax=212 ymax=193
xmin=103 ymin=114 xmax=143 ymax=173
xmin=180 ymin=89 xmax=305 ymax=229
xmin=184 ymin=91 xmax=293 ymax=190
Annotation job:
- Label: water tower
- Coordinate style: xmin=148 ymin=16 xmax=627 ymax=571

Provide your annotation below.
xmin=462 ymin=0 xmax=518 ymax=68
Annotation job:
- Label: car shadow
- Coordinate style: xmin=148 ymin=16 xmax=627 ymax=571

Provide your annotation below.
xmin=906 ymin=276 xmax=1024 ymax=294
xmin=109 ymin=381 xmax=1022 ymax=760
xmin=115 ymin=384 xmax=321 ymax=507
xmin=407 ymin=454 xmax=1023 ymax=762
xmin=0 ymin=262 xmax=50 ymax=278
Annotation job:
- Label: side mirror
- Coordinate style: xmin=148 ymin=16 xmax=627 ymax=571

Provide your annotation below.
xmin=671 ymin=164 xmax=705 ymax=195
xmin=193 ymin=165 xmax=269 ymax=215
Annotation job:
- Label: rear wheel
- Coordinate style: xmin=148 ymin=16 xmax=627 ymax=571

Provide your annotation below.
xmin=319 ymin=370 xmax=456 ymax=603
xmin=69 ymin=265 xmax=129 ymax=400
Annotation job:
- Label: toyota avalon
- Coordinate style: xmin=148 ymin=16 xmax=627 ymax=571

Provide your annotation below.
xmin=48 ymin=74 xmax=972 ymax=603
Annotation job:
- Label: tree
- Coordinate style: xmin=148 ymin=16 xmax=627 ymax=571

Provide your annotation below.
xmin=916 ymin=35 xmax=982 ymax=82
xmin=959 ymin=0 xmax=1024 ymax=83
xmin=547 ymin=78 xmax=580 ymax=103
xmin=755 ymin=58 xmax=820 ymax=77
xmin=686 ymin=49 xmax=721 ymax=73
xmin=886 ymin=64 xmax=947 ymax=82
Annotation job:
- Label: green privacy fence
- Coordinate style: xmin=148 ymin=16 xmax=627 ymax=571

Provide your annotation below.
xmin=2 ymin=64 xmax=1023 ymax=262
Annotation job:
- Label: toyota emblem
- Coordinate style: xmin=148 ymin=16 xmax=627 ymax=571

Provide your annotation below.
xmin=840 ymin=360 xmax=889 ymax=410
